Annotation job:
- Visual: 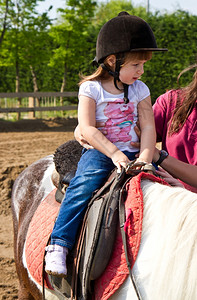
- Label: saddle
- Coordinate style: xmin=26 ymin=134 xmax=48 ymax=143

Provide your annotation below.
xmin=47 ymin=141 xmax=156 ymax=300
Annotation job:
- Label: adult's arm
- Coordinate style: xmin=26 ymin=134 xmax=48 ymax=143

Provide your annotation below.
xmin=153 ymin=148 xmax=197 ymax=188
xmin=130 ymin=126 xmax=197 ymax=188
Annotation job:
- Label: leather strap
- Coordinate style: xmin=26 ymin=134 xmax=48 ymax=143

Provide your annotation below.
xmin=42 ymin=235 xmax=52 ymax=300
xmin=119 ymin=178 xmax=142 ymax=300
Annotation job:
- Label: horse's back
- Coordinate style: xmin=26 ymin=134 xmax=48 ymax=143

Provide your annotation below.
xmin=11 ymin=155 xmax=54 ymax=222
xmin=135 ymin=179 xmax=197 ymax=300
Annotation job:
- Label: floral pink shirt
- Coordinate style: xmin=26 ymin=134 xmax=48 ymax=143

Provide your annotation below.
xmin=79 ymin=80 xmax=150 ymax=152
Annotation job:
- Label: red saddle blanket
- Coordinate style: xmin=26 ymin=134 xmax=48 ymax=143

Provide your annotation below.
xmin=25 ymin=188 xmax=60 ymax=289
xmin=25 ymin=172 xmax=167 ymax=296
xmin=94 ymin=172 xmax=167 ymax=300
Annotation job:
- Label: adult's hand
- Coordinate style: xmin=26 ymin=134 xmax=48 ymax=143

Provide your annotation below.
xmin=130 ymin=122 xmax=140 ymax=149
xmin=156 ymin=167 xmax=185 ymax=188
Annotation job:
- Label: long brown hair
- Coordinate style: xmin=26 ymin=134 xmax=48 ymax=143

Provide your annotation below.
xmin=79 ymin=51 xmax=152 ymax=85
xmin=169 ymin=64 xmax=197 ymax=134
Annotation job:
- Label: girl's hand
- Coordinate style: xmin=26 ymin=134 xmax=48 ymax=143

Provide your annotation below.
xmin=156 ymin=167 xmax=185 ymax=188
xmin=111 ymin=150 xmax=130 ymax=173
xmin=133 ymin=157 xmax=149 ymax=169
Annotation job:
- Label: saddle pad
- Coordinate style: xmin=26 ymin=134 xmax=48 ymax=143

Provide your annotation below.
xmin=25 ymin=188 xmax=60 ymax=289
xmin=94 ymin=172 xmax=168 ymax=300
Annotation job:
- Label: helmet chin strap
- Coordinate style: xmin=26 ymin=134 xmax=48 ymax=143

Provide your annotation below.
xmin=113 ymin=79 xmax=129 ymax=104
xmin=100 ymin=63 xmax=129 ymax=104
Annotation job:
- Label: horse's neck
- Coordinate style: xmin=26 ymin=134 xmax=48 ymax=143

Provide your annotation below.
xmin=133 ymin=180 xmax=197 ymax=300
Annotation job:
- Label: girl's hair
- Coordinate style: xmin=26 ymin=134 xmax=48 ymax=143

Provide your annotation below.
xmin=169 ymin=64 xmax=197 ymax=135
xmin=79 ymin=51 xmax=152 ymax=85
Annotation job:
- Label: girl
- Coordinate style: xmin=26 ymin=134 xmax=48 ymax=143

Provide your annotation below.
xmin=45 ymin=11 xmax=167 ymax=276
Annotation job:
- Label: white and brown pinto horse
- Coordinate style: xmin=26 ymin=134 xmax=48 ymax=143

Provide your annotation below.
xmin=11 ymin=150 xmax=197 ymax=300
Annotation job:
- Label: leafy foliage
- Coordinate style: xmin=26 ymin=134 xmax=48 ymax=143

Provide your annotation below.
xmin=143 ymin=10 xmax=197 ymax=101
xmin=0 ymin=0 xmax=196 ymax=104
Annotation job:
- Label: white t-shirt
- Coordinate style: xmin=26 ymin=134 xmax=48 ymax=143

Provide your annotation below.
xmin=78 ymin=80 xmax=150 ymax=152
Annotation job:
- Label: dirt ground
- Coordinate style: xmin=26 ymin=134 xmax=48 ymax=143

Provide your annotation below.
xmin=0 ymin=117 xmax=78 ymax=299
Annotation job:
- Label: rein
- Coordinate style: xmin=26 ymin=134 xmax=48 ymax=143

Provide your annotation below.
xmin=119 ymin=195 xmax=142 ymax=300
xmin=119 ymin=162 xmax=156 ymax=300
xmin=119 ymin=176 xmax=142 ymax=300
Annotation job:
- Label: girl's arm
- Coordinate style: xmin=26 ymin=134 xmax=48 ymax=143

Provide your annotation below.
xmin=78 ymin=95 xmax=130 ymax=171
xmin=137 ymin=96 xmax=156 ymax=163
xmin=74 ymin=125 xmax=94 ymax=149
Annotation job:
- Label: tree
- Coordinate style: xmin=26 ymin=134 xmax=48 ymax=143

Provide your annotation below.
xmin=94 ymin=0 xmax=146 ymax=25
xmin=143 ymin=10 xmax=197 ymax=102
xmin=0 ymin=0 xmax=9 ymax=46
xmin=49 ymin=0 xmax=97 ymax=98
xmin=0 ymin=0 xmax=197 ymax=109
xmin=0 ymin=0 xmax=52 ymax=92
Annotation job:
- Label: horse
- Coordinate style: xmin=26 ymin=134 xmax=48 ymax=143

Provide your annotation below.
xmin=11 ymin=140 xmax=197 ymax=300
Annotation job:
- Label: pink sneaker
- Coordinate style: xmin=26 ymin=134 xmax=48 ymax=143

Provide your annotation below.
xmin=45 ymin=244 xmax=68 ymax=277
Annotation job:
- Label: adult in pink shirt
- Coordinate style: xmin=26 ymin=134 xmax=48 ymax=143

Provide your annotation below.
xmin=153 ymin=65 xmax=197 ymax=192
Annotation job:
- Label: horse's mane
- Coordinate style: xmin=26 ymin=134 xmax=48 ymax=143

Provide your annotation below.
xmin=53 ymin=140 xmax=82 ymax=179
xmin=139 ymin=180 xmax=197 ymax=300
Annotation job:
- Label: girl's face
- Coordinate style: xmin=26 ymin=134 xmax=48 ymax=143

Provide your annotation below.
xmin=119 ymin=59 xmax=148 ymax=85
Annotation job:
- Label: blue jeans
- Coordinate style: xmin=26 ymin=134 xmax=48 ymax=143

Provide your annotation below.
xmin=50 ymin=149 xmax=137 ymax=249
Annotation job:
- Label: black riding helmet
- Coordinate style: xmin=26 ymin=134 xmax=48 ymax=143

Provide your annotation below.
xmin=94 ymin=11 xmax=168 ymax=103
